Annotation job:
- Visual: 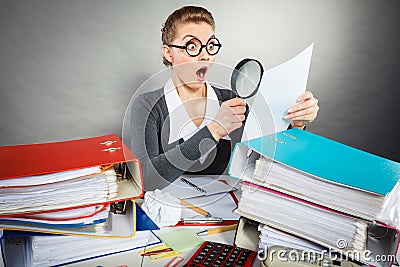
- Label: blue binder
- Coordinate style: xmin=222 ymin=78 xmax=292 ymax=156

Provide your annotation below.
xmin=228 ymin=128 xmax=400 ymax=195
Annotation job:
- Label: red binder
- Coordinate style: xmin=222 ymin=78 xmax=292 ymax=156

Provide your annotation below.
xmin=0 ymin=134 xmax=144 ymax=216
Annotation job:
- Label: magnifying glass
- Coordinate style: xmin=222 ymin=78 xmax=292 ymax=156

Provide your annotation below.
xmin=231 ymin=58 xmax=264 ymax=99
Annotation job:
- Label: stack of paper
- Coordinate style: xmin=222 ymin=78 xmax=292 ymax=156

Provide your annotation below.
xmin=0 ymin=205 xmax=110 ymax=227
xmin=229 ymin=129 xmax=400 ymax=267
xmin=0 ymin=134 xmax=144 ymax=236
xmin=26 ymin=231 xmax=159 ymax=267
xmin=1 ymin=203 xmax=161 ymax=267
xmin=0 ymin=135 xmax=153 ymax=267
xmin=239 ymin=182 xmax=368 ymax=252
xmin=0 ymin=201 xmax=139 ymax=237
xmin=232 ymin=129 xmax=400 ymax=227
xmin=1 ymin=167 xmax=118 ymax=216
xmin=258 ymin=224 xmax=324 ymax=254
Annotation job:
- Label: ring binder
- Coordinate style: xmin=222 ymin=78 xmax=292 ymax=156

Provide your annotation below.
xmin=180 ymin=178 xmax=207 ymax=194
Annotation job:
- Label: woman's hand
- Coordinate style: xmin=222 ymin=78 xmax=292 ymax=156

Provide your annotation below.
xmin=285 ymin=91 xmax=319 ymax=129
xmin=207 ymin=98 xmax=246 ymax=141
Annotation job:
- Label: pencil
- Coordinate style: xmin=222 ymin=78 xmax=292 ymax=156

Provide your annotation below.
xmin=196 ymin=224 xmax=238 ymax=236
xmin=180 ymin=199 xmax=212 ymax=217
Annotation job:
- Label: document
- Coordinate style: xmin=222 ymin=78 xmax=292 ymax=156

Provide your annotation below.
xmin=239 ymin=182 xmax=368 ymax=252
xmin=161 ymin=176 xmax=235 ymax=199
xmin=180 ymin=193 xmax=239 ymax=221
xmin=242 ymin=44 xmax=314 ymax=141
xmin=25 ymin=231 xmax=160 ymax=267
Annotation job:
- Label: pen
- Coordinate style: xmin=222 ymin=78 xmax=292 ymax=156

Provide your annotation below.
xmin=182 ymin=217 xmax=223 ymax=224
xmin=196 ymin=223 xmax=238 ymax=236
xmin=180 ymin=199 xmax=212 ymax=217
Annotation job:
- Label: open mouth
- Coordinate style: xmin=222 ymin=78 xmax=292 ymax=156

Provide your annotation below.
xmin=196 ymin=66 xmax=208 ymax=80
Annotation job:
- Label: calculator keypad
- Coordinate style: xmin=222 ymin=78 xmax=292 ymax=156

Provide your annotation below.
xmin=184 ymin=241 xmax=256 ymax=267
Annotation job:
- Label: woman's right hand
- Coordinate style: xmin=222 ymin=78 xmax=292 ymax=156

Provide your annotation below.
xmin=207 ymin=97 xmax=246 ymax=141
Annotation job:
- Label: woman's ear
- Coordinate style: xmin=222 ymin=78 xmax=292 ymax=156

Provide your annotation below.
xmin=162 ymin=45 xmax=173 ymax=66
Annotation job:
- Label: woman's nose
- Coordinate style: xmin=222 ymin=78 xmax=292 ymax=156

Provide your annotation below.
xmin=198 ymin=47 xmax=210 ymax=61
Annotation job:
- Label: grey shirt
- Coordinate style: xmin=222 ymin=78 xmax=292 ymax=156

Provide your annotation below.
xmin=130 ymin=86 xmax=246 ymax=191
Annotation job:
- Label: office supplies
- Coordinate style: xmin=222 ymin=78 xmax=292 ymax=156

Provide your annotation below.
xmin=233 ymin=217 xmax=260 ymax=251
xmin=231 ymin=58 xmax=264 ymax=99
xmin=158 ymin=228 xmax=204 ymax=252
xmin=196 ymin=224 xmax=238 ymax=236
xmin=229 ymin=128 xmax=400 ymax=227
xmin=0 ymin=134 xmax=144 ymax=217
xmin=24 ymin=231 xmax=159 ymax=267
xmin=176 ymin=182 xmax=239 ymax=226
xmin=161 ymin=176 xmax=235 ymax=199
xmin=140 ymin=247 xmax=173 ymax=256
xmin=0 ymin=205 xmax=109 ymax=227
xmin=261 ymin=245 xmax=361 ymax=267
xmin=258 ymin=224 xmax=325 ymax=254
xmin=164 ymin=256 xmax=184 ymax=267
xmin=182 ymin=217 xmax=223 ymax=224
xmin=181 ymin=178 xmax=206 ymax=194
xmin=239 ymin=181 xmax=366 ymax=251
xmin=180 ymin=199 xmax=211 ymax=217
xmin=149 ymin=250 xmax=182 ymax=261
xmin=1 ymin=203 xmax=160 ymax=267
xmin=0 ymin=201 xmax=140 ymax=237
xmin=241 ymin=44 xmax=313 ymax=141
xmin=138 ymin=242 xmax=182 ymax=261
xmin=184 ymin=241 xmax=256 ymax=267
xmin=138 ymin=243 xmax=170 ymax=256
xmin=141 ymin=190 xmax=182 ymax=227
xmin=238 ymin=181 xmax=400 ymax=267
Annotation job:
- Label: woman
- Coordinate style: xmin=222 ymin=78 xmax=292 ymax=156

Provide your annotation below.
xmin=131 ymin=6 xmax=319 ymax=191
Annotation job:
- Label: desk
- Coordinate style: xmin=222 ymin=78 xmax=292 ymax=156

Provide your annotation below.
xmin=65 ymin=226 xmax=252 ymax=267
xmin=65 ymin=175 xmax=253 ymax=267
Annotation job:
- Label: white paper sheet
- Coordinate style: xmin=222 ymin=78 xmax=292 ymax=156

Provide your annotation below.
xmin=180 ymin=192 xmax=239 ymax=220
xmin=242 ymin=44 xmax=314 ymax=141
xmin=161 ymin=176 xmax=235 ymax=199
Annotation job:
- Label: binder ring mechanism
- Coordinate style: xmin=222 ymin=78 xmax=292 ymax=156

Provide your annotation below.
xmin=100 ymin=140 xmax=121 ymax=152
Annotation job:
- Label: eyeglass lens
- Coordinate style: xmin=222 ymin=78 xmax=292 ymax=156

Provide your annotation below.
xmin=185 ymin=38 xmax=221 ymax=56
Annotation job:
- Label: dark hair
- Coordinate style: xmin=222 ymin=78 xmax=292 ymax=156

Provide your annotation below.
xmin=161 ymin=6 xmax=215 ymax=67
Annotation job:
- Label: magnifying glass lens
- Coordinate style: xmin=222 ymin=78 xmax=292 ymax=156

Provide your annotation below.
xmin=231 ymin=59 xmax=264 ymax=99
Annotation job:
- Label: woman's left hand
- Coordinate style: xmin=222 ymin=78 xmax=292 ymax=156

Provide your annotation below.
xmin=284 ymin=91 xmax=319 ymax=129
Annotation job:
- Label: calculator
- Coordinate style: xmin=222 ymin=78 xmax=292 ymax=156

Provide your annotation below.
xmin=184 ymin=241 xmax=256 ymax=267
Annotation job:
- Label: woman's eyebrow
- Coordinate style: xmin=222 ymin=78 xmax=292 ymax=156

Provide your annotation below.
xmin=182 ymin=34 xmax=197 ymax=40
xmin=181 ymin=34 xmax=216 ymax=40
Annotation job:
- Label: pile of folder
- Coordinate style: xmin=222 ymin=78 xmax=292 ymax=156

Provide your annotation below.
xmin=0 ymin=134 xmax=160 ymax=266
xmin=229 ymin=128 xmax=400 ymax=267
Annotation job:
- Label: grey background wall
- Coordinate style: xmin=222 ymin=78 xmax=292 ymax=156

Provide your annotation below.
xmin=1 ymin=0 xmax=399 ymax=162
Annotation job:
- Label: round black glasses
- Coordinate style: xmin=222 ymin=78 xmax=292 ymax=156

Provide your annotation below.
xmin=167 ymin=37 xmax=222 ymax=57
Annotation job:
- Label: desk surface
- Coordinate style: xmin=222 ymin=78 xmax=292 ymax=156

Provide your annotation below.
xmin=65 ymin=226 xmax=248 ymax=267
xmin=66 ymin=176 xmax=248 ymax=267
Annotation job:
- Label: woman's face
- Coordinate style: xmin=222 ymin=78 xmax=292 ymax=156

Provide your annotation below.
xmin=163 ymin=22 xmax=216 ymax=90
